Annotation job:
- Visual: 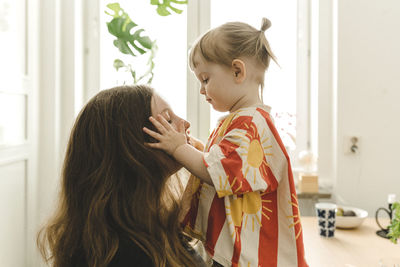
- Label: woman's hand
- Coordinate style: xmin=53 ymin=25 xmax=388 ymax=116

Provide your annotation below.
xmin=143 ymin=115 xmax=187 ymax=155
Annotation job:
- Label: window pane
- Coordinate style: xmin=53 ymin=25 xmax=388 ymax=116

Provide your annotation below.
xmin=210 ymin=0 xmax=297 ymax=150
xmin=99 ymin=1 xmax=187 ymax=118
xmin=0 ymin=0 xmax=26 ymax=84
xmin=0 ymin=93 xmax=26 ymax=145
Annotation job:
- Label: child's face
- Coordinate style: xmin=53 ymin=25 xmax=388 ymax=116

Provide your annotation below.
xmin=193 ymin=54 xmax=242 ymax=112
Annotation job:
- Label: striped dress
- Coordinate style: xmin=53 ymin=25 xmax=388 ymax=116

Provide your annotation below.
xmin=182 ymin=106 xmax=308 ymax=267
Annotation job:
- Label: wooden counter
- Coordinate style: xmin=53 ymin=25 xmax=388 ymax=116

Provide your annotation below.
xmin=301 ymin=217 xmax=400 ymax=267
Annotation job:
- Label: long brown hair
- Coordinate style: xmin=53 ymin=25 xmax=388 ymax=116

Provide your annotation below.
xmin=37 ymin=85 xmax=197 ymax=267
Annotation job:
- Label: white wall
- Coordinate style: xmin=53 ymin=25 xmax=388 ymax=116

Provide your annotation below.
xmin=331 ymin=0 xmax=400 ymax=215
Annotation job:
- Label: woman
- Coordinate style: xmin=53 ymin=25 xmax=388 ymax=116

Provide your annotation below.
xmin=37 ymin=85 xmax=206 ymax=267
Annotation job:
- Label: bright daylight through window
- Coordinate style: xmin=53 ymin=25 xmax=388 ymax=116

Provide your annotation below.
xmin=100 ymin=0 xmax=188 ymax=119
xmin=210 ymin=0 xmax=298 ymax=154
xmin=100 ymin=0 xmax=301 ymax=155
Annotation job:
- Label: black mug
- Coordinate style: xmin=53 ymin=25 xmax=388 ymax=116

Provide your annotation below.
xmin=375 ymin=204 xmax=393 ymax=239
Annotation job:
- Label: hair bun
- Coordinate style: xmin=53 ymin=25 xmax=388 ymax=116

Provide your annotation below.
xmin=260 ymin=17 xmax=271 ymax=32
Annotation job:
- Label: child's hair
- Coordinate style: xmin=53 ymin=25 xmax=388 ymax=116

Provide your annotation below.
xmin=189 ymin=17 xmax=277 ymax=91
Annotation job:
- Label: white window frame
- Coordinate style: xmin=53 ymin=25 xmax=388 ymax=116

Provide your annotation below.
xmin=82 ymin=0 xmax=314 ymax=165
xmin=0 ymin=0 xmax=38 ymax=265
xmin=186 ymin=0 xmax=211 ymax=142
xmin=297 ymin=0 xmax=312 ymax=159
xmin=313 ymin=0 xmax=336 ymax=187
xmin=187 ymin=0 xmax=313 ymax=160
xmin=82 ymin=0 xmax=100 ymax=103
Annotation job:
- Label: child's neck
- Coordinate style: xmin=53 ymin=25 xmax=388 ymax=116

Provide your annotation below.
xmin=229 ymin=84 xmax=263 ymax=113
xmin=229 ymin=98 xmax=263 ymax=113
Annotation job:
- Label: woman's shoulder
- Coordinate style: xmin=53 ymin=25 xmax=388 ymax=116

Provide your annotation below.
xmin=108 ymin=237 xmax=154 ymax=267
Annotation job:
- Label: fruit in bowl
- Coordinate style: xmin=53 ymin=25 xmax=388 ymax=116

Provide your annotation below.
xmin=335 ymin=206 xmax=368 ymax=229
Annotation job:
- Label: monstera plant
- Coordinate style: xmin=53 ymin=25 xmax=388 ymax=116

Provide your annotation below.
xmin=105 ymin=1 xmax=187 ymax=84
xmin=151 ymin=0 xmax=188 ymax=16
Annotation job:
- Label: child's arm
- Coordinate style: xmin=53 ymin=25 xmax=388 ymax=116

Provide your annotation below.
xmin=188 ymin=135 xmax=205 ymax=151
xmin=143 ymin=115 xmax=213 ymax=185
xmin=173 ymin=144 xmax=212 ymax=185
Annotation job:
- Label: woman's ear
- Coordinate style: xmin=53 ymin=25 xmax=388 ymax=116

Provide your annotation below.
xmin=232 ymin=59 xmax=246 ymax=83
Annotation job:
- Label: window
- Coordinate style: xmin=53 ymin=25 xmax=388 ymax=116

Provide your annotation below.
xmin=0 ymin=0 xmax=27 ymax=147
xmin=208 ymin=0 xmax=306 ymax=157
xmin=99 ymin=0 xmax=188 ymax=118
xmin=97 ymin=0 xmax=310 ymax=161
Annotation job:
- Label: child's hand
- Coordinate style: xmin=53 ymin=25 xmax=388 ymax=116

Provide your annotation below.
xmin=188 ymin=136 xmax=205 ymax=151
xmin=143 ymin=115 xmax=188 ymax=155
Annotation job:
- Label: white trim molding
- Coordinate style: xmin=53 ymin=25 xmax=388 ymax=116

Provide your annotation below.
xmin=296 ymin=0 xmax=312 ymax=157
xmin=315 ymin=0 xmax=336 ymax=188
xmin=36 ymin=0 xmax=84 ymax=264
xmin=82 ymin=0 xmax=100 ymax=102
xmin=186 ymin=0 xmax=210 ymax=143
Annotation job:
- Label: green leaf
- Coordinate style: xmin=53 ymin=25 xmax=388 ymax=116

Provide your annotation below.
xmin=113 ymin=39 xmax=135 ymax=56
xmin=130 ymin=69 xmax=137 ymax=83
xmin=113 ymin=59 xmax=125 ymax=71
xmin=167 ymin=4 xmax=184 ymax=14
xmin=151 ymin=0 xmax=187 ymax=16
xmin=106 ymin=3 xmax=122 ymax=17
xmin=131 ymin=29 xmax=152 ymax=50
xmin=106 ymin=4 xmax=154 ymax=57
xmin=171 ymin=0 xmax=188 ymax=3
xmin=107 ymin=17 xmax=155 ymax=56
xmin=156 ymin=6 xmax=171 ymax=16
xmin=107 ymin=18 xmax=137 ymax=38
xmin=107 ymin=2 xmax=120 ymax=9
xmin=106 ymin=2 xmax=180 ymax=85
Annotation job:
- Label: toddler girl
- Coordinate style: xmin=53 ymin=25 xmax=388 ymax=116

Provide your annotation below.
xmin=144 ymin=18 xmax=308 ymax=267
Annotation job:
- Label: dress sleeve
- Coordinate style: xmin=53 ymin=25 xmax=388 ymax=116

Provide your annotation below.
xmin=204 ymin=113 xmax=286 ymax=198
